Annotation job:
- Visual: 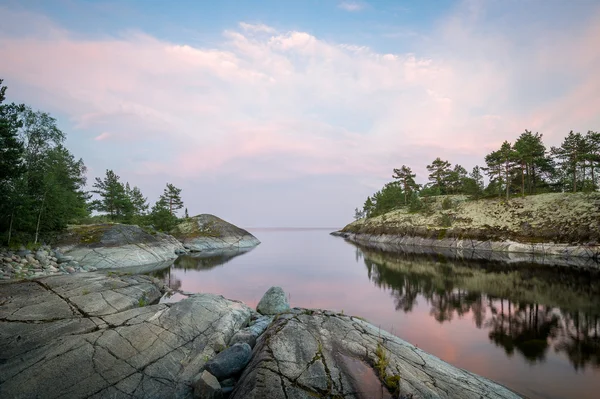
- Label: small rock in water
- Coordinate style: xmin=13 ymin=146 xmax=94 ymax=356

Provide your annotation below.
xmin=65 ymin=266 xmax=76 ymax=274
xmin=193 ymin=370 xmax=223 ymax=399
xmin=256 ymin=286 xmax=290 ymax=315
xmin=205 ymin=343 xmax=252 ymax=380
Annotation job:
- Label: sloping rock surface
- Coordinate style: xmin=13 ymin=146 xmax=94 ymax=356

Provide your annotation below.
xmin=0 ymin=273 xmax=252 ymax=399
xmin=56 ymin=224 xmax=185 ymax=269
xmin=231 ymin=310 xmax=522 ymax=399
xmin=172 ymin=214 xmax=260 ymax=252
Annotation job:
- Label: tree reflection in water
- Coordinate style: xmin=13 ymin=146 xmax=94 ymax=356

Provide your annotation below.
xmin=356 ymin=243 xmax=600 ymax=371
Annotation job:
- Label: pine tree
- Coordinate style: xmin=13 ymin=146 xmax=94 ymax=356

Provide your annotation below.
xmin=584 ymin=131 xmax=600 ymax=190
xmin=159 ymin=183 xmax=184 ymax=216
xmin=426 ymin=158 xmax=452 ymax=194
xmin=92 ymin=170 xmax=131 ymax=220
xmin=128 ymin=186 xmax=149 ymax=216
xmin=551 ymin=131 xmax=587 ymax=192
xmin=513 ymin=130 xmax=547 ymax=195
xmin=150 ymin=198 xmax=177 ymax=231
xmin=392 ymin=165 xmax=419 ymax=204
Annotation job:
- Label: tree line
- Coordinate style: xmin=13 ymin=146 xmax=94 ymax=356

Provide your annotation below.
xmin=0 ymin=79 xmax=188 ymax=246
xmin=357 ymin=130 xmax=600 ymax=219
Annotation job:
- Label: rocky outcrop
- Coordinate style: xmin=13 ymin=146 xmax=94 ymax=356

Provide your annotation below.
xmin=0 ymin=272 xmax=252 ymax=399
xmin=1 ymin=276 xmax=523 ymax=398
xmin=334 ymin=231 xmax=600 ymax=266
xmin=337 ymin=193 xmax=600 ymax=261
xmin=55 ymin=224 xmax=186 ymax=269
xmin=231 ymin=309 xmax=521 ymax=399
xmin=171 ymin=214 xmax=260 ymax=252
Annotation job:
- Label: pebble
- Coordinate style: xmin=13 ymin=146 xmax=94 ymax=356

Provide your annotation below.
xmin=0 ymin=248 xmax=88 ymax=281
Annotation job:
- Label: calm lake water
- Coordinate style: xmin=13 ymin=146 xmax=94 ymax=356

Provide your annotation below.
xmin=152 ymin=228 xmax=600 ymax=399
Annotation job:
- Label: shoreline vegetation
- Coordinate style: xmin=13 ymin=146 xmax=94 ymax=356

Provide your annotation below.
xmin=337 ymin=193 xmax=600 ymax=261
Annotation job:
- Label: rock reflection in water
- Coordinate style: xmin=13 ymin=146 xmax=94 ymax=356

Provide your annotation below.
xmin=353 ymin=242 xmax=600 ymax=372
xmin=174 ymin=247 xmax=255 ymax=271
xmin=152 ymin=248 xmax=255 ymax=292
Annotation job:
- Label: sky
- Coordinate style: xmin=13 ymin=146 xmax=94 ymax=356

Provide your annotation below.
xmin=1 ymin=0 xmax=599 ymax=228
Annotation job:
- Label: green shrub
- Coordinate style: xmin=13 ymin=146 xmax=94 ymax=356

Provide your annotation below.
xmin=441 ymin=197 xmax=454 ymax=210
xmin=440 ymin=214 xmax=453 ymax=227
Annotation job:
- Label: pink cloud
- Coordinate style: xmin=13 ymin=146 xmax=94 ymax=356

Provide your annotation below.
xmin=0 ymin=2 xmax=599 ymax=192
xmin=93 ymin=132 xmax=111 ymax=141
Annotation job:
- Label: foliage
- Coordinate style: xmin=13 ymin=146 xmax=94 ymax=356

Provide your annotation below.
xmin=392 ymin=165 xmax=420 ymax=204
xmin=91 ymin=170 xmax=133 ymax=221
xmin=0 ymin=87 xmax=89 ymax=245
xmin=362 ymin=182 xmax=403 ymax=218
xmin=441 ymin=197 xmax=454 ymax=210
xmin=426 ymin=157 xmax=452 ymax=194
xmin=159 ymin=183 xmax=184 ymax=216
xmin=150 ymin=198 xmax=178 ymax=232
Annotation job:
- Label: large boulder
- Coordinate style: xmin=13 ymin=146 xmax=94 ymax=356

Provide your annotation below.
xmin=171 ymin=214 xmax=260 ymax=252
xmin=55 ymin=224 xmax=185 ymax=269
xmin=256 ymin=286 xmax=290 ymax=315
xmin=0 ymin=272 xmax=252 ymax=399
xmin=231 ymin=310 xmax=522 ymax=399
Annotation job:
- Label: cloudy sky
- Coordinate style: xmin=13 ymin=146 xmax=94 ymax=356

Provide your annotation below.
xmin=1 ymin=0 xmax=599 ymax=227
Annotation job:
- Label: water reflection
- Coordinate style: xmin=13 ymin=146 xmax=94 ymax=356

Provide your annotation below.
xmin=174 ymin=247 xmax=255 ymax=271
xmin=354 ymin=242 xmax=600 ymax=372
xmin=153 ymin=248 xmax=255 ymax=292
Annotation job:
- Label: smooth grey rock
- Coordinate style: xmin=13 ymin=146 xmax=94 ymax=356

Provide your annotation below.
xmin=231 ymin=311 xmax=522 ymax=399
xmin=205 ymin=343 xmax=252 ymax=380
xmin=193 ymin=370 xmax=223 ymax=399
xmin=256 ymin=286 xmax=290 ymax=315
xmin=0 ymin=274 xmax=252 ymax=399
xmin=172 ymin=214 xmax=260 ymax=252
xmin=55 ymin=224 xmax=185 ymax=269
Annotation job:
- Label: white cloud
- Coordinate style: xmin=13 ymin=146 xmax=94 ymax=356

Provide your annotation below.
xmin=238 ymin=22 xmax=276 ymax=34
xmin=338 ymin=1 xmax=364 ymax=12
xmin=0 ymin=2 xmax=599 ymax=225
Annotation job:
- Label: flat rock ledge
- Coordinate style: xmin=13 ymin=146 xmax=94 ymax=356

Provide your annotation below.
xmin=333 ymin=231 xmax=600 ymax=264
xmin=1 ymin=276 xmax=522 ymax=399
xmin=0 ymin=273 xmax=252 ymax=399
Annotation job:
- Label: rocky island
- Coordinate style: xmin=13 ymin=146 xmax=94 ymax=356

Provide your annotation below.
xmin=0 ymin=215 xmax=261 ymax=280
xmin=0 ymin=273 xmax=521 ymax=399
xmin=334 ymin=193 xmax=600 ymax=262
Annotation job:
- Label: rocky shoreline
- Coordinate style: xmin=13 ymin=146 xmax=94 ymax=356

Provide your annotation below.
xmin=0 ymin=215 xmax=261 ymax=282
xmin=338 ymin=193 xmax=600 ymax=263
xmin=0 ymin=246 xmax=97 ymax=280
xmin=0 ymin=272 xmax=522 ymax=399
xmin=332 ymin=231 xmax=600 ymax=267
